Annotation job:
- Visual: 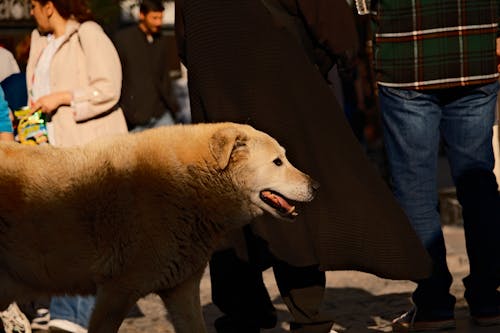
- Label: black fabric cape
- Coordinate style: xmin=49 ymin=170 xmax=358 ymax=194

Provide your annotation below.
xmin=175 ymin=0 xmax=431 ymax=280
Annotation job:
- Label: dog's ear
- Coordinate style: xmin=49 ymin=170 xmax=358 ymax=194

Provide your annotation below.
xmin=209 ymin=126 xmax=248 ymax=170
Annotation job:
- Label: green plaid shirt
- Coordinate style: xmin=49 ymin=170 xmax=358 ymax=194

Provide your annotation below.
xmin=373 ymin=0 xmax=500 ymax=90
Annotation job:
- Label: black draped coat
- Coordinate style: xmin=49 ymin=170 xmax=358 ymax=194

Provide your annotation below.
xmin=175 ymin=0 xmax=431 ymax=280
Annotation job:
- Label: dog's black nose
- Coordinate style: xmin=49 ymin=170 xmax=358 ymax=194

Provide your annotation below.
xmin=311 ymin=178 xmax=320 ymax=191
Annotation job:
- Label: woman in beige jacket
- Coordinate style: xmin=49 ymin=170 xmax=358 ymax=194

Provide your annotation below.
xmin=24 ymin=1 xmax=127 ymax=332
xmin=27 ymin=0 xmax=127 ymax=147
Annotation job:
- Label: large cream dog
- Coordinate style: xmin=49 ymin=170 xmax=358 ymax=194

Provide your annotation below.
xmin=0 ymin=122 xmax=317 ymax=333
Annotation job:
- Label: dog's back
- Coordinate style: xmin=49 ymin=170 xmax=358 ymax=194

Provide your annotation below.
xmin=0 ymin=128 xmax=223 ymax=300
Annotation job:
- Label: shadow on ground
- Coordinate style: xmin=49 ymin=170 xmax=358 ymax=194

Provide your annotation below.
xmin=201 ymin=288 xmax=416 ymax=332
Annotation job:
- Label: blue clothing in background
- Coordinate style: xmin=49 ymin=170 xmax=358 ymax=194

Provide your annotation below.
xmin=1 ymin=72 xmax=28 ymax=111
xmin=0 ymin=86 xmax=13 ymax=133
xmin=50 ymin=296 xmax=95 ymax=329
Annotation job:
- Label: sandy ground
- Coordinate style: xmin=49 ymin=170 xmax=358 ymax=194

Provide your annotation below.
xmin=116 ymin=225 xmax=499 ymax=332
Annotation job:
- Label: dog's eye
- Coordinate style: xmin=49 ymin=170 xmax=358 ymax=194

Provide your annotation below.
xmin=273 ymin=158 xmax=283 ymax=166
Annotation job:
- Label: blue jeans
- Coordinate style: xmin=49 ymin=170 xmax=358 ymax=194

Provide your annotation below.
xmin=50 ymin=296 xmax=95 ymax=329
xmin=379 ymin=82 xmax=500 ymax=316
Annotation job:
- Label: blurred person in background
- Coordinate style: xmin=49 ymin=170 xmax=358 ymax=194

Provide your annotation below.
xmin=0 ymin=86 xmax=14 ymax=146
xmin=113 ymin=0 xmax=178 ymax=132
xmin=0 ymin=46 xmax=20 ymax=83
xmin=1 ymin=41 xmax=27 ymax=113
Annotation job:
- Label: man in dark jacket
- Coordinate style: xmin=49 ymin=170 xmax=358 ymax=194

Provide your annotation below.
xmin=113 ymin=0 xmax=177 ymax=131
xmin=175 ymin=0 xmax=431 ymax=332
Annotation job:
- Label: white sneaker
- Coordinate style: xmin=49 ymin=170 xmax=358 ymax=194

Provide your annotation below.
xmin=0 ymin=302 xmax=32 ymax=333
xmin=48 ymin=319 xmax=87 ymax=333
xmin=30 ymin=307 xmax=50 ymax=331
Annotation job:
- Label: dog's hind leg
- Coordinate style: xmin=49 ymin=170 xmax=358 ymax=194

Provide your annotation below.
xmin=87 ymin=285 xmax=137 ymax=333
xmin=158 ymin=267 xmax=207 ymax=333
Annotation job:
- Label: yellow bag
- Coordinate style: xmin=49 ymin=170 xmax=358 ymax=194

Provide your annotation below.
xmin=14 ymin=108 xmax=49 ymax=145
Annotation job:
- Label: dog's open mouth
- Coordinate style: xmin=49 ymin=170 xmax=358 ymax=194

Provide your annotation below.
xmin=260 ymin=190 xmax=298 ymax=219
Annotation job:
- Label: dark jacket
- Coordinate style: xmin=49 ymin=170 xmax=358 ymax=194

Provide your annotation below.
xmin=175 ymin=0 xmax=431 ymax=280
xmin=113 ymin=26 xmax=176 ymax=128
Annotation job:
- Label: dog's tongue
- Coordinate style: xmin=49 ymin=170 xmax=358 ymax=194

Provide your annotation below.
xmin=275 ymin=196 xmax=293 ymax=211
xmin=262 ymin=191 xmax=295 ymax=214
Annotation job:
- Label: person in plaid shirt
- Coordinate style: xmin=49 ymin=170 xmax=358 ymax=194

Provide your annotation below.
xmin=369 ymin=0 xmax=500 ymax=331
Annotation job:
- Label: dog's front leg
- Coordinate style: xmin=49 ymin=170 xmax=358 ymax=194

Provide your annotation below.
xmin=158 ymin=266 xmax=207 ymax=333
xmin=87 ymin=285 xmax=137 ymax=333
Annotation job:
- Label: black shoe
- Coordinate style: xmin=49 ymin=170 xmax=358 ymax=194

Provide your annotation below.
xmin=466 ymin=289 xmax=500 ymax=326
xmin=392 ymin=307 xmax=456 ymax=332
xmin=30 ymin=307 xmax=49 ymax=331
xmin=469 ymin=302 xmax=500 ymax=327
xmin=472 ymin=312 xmax=500 ymax=327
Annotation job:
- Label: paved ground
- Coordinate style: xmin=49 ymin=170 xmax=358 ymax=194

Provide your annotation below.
xmin=116 ymin=225 xmax=498 ymax=332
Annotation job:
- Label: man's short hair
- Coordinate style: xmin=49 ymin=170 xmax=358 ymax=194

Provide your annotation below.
xmin=140 ymin=0 xmax=165 ymax=14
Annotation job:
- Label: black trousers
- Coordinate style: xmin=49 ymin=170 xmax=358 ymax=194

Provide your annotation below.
xmin=210 ymin=226 xmax=334 ymax=333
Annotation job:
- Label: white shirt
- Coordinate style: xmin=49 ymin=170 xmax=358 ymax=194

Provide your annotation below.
xmin=0 ymin=47 xmax=20 ymax=82
xmin=31 ymin=34 xmax=65 ymax=146
xmin=31 ymin=34 xmax=65 ymax=101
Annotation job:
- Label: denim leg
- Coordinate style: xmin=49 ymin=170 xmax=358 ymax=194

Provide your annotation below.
xmin=379 ymin=86 xmax=455 ymax=314
xmin=50 ymin=295 xmax=95 ymax=329
xmin=440 ymin=81 xmax=500 ymax=314
xmin=151 ymin=111 xmax=175 ymax=127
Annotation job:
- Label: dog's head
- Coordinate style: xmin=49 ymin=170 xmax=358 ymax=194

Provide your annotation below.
xmin=209 ymin=124 xmax=319 ymax=220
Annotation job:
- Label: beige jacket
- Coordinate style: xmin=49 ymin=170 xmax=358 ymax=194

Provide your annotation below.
xmin=27 ymin=20 xmax=127 ymax=147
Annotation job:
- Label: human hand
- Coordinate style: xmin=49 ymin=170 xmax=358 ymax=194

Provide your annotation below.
xmin=31 ymin=91 xmax=72 ymax=115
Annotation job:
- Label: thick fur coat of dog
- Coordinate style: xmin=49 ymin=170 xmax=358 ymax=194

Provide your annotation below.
xmin=0 ymin=123 xmax=318 ymax=333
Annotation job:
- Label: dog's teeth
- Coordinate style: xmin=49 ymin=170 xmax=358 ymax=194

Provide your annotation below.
xmin=288 ymin=206 xmax=296 ymax=214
